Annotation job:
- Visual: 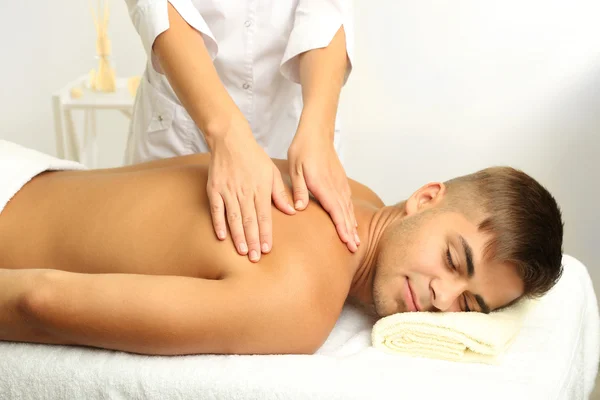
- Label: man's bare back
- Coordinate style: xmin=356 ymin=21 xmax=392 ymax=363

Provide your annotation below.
xmin=0 ymin=153 xmax=383 ymax=355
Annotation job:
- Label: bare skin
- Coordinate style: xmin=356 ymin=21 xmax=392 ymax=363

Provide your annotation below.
xmin=0 ymin=154 xmax=382 ymax=355
xmin=0 ymin=154 xmax=524 ymax=356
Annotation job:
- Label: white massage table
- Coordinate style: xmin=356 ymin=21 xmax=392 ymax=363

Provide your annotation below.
xmin=0 ymin=254 xmax=598 ymax=400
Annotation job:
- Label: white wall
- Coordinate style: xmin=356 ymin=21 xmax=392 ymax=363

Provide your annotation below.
xmin=0 ymin=0 xmax=145 ymax=166
xmin=1 ymin=1 xmax=598 ymax=300
xmin=340 ymin=0 xmax=600 ymax=300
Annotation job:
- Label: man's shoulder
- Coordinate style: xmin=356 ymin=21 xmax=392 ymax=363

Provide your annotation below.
xmin=271 ymin=158 xmax=385 ymax=207
xmin=238 ymin=248 xmax=353 ymax=302
xmin=349 ymin=179 xmax=385 ymax=207
xmin=223 ymin=257 xmax=351 ymax=353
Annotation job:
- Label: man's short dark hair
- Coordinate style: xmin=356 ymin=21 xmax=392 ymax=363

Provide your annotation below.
xmin=444 ymin=167 xmax=564 ymax=299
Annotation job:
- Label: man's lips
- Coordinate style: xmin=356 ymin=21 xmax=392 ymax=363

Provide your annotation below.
xmin=404 ymin=278 xmax=419 ymax=312
xmin=404 ymin=278 xmax=417 ymax=312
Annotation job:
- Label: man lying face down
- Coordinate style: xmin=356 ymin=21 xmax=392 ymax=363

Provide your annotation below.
xmin=0 ymin=152 xmax=563 ymax=355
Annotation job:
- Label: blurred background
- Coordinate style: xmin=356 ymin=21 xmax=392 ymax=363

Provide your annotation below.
xmin=0 ymin=1 xmax=598 ymax=309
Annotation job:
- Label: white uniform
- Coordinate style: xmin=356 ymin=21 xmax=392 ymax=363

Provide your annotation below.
xmin=124 ymin=0 xmax=354 ymax=164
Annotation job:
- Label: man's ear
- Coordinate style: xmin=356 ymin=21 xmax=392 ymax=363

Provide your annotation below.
xmin=404 ymin=182 xmax=446 ymax=216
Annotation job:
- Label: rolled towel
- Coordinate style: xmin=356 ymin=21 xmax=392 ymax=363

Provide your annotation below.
xmin=371 ymin=299 xmax=537 ymax=364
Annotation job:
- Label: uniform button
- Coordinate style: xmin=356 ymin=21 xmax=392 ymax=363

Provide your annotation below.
xmin=157 ymin=115 xmax=163 ymax=122
xmin=244 ymin=20 xmax=252 ymax=27
xmin=242 ymin=82 xmax=251 ymax=90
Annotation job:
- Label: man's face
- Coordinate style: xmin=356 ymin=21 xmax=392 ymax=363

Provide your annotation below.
xmin=372 ymin=206 xmax=524 ymax=317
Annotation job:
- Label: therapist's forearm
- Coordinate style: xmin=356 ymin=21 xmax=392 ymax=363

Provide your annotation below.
xmin=297 ymin=26 xmax=348 ymax=140
xmin=153 ymin=3 xmax=242 ymax=147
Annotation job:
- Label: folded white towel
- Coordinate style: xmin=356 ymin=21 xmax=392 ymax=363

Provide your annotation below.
xmin=371 ymin=298 xmax=536 ymax=364
xmin=0 ymin=140 xmax=85 ymax=214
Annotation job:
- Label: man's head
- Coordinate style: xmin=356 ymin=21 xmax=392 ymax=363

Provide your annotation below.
xmin=372 ymin=167 xmax=563 ymax=317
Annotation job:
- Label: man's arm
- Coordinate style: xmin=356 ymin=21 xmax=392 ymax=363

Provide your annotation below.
xmin=3 ymin=269 xmax=331 ymax=355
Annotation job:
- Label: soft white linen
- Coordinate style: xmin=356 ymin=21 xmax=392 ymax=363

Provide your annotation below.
xmin=0 ymin=254 xmax=597 ymax=400
xmin=0 ymin=140 xmax=85 ymax=213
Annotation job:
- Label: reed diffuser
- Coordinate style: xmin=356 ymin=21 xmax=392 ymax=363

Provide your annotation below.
xmin=89 ymin=0 xmax=116 ymax=92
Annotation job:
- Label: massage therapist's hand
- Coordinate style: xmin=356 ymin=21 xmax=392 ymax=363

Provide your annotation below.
xmin=287 ymin=124 xmax=359 ymax=253
xmin=207 ymin=114 xmax=296 ymax=262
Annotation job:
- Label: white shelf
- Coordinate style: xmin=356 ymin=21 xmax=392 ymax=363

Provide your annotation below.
xmin=52 ymin=75 xmax=136 ymax=168
xmin=54 ymin=75 xmax=135 ymax=109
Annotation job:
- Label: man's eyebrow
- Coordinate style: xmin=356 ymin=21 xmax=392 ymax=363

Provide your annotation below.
xmin=459 ymin=235 xmax=474 ymax=278
xmin=475 ymin=294 xmax=491 ymax=314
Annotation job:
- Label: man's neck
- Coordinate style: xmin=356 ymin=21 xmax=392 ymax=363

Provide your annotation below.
xmin=348 ymin=203 xmax=406 ymax=309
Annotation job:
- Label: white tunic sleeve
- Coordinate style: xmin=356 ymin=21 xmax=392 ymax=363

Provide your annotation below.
xmin=125 ymin=0 xmax=218 ymax=59
xmin=280 ymin=0 xmax=354 ymax=85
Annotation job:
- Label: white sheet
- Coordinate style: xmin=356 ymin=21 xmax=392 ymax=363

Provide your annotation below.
xmin=0 ymin=254 xmax=597 ymax=400
xmin=0 ymin=140 xmax=85 ymax=213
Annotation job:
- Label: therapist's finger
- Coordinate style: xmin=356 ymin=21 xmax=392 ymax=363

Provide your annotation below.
xmin=255 ymin=188 xmax=273 ymax=255
xmin=208 ymin=190 xmax=227 ymax=240
xmin=336 ymin=194 xmax=358 ymax=253
xmin=340 ymin=194 xmax=358 ymax=252
xmin=222 ymin=192 xmax=247 ymax=256
xmin=348 ymin=200 xmax=360 ymax=245
xmin=316 ymin=186 xmax=351 ymax=246
xmin=271 ymin=168 xmax=296 ymax=216
xmin=239 ymin=192 xmax=261 ymax=262
xmin=291 ymin=164 xmax=309 ymax=211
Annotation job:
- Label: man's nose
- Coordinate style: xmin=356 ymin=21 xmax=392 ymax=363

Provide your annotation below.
xmin=430 ymin=276 xmax=468 ymax=312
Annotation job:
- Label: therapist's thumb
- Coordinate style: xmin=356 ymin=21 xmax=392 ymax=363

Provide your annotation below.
xmin=291 ymin=164 xmax=309 ymax=211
